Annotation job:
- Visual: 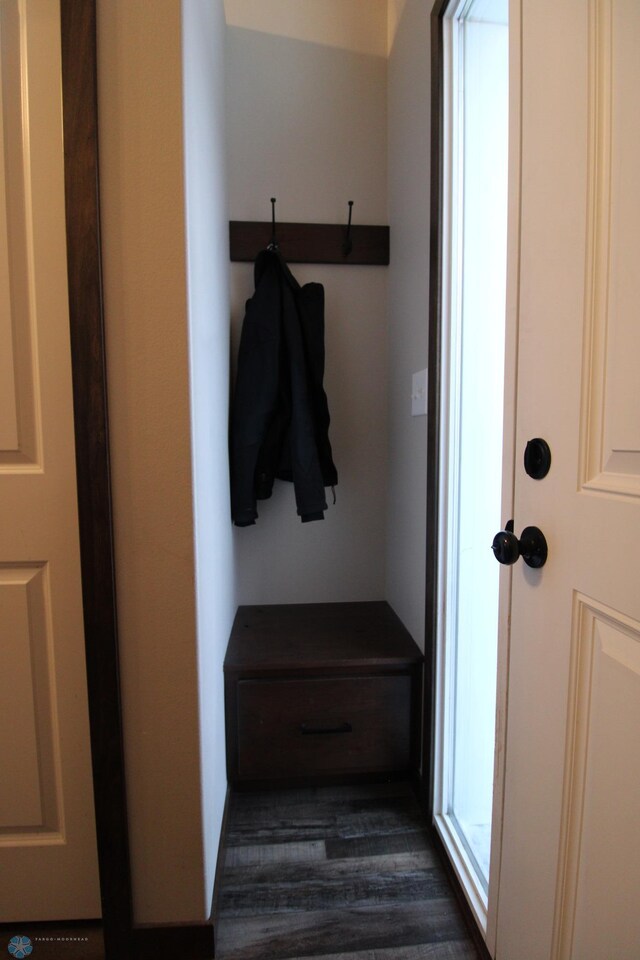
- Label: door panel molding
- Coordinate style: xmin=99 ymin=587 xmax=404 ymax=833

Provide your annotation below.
xmin=0 ymin=0 xmax=42 ymax=469
xmin=0 ymin=563 xmax=62 ymax=839
xmin=552 ymin=593 xmax=640 ymax=960
xmin=580 ymin=0 xmax=640 ymax=501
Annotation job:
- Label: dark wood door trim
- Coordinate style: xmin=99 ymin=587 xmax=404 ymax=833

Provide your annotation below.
xmin=60 ymin=2 xmax=134 ymax=955
xmin=423 ymin=0 xmax=449 ymax=818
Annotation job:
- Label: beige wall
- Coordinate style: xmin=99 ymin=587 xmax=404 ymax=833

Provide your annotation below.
xmin=93 ymin=0 xmax=431 ymax=925
xmin=97 ymin=0 xmax=232 ymax=924
xmin=224 ymin=0 xmax=387 ymax=56
xmin=225 ymin=0 xmax=391 ymax=605
xmin=386 ymin=0 xmax=431 ymax=647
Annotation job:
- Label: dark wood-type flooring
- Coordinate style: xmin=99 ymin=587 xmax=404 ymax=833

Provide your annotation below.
xmin=216 ymin=781 xmax=481 ymax=960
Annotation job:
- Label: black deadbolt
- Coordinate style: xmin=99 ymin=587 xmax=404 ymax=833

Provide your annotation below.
xmin=524 ymin=438 xmax=552 ymax=479
xmin=492 ymin=525 xmax=548 ymax=568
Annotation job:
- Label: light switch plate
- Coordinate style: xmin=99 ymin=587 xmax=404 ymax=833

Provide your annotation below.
xmin=411 ymin=368 xmax=428 ymax=416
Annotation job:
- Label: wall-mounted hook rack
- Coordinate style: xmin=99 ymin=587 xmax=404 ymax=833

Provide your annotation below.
xmin=229 ymin=208 xmax=390 ymax=266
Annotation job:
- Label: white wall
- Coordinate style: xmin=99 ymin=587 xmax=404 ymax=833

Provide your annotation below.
xmin=182 ymin=0 xmax=236 ymax=918
xmin=97 ymin=0 xmax=233 ymax=924
xmin=386 ymin=0 xmax=431 ymax=647
xmin=225 ymin=0 xmax=390 ymax=605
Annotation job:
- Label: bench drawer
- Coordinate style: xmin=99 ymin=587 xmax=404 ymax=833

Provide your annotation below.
xmin=235 ymin=675 xmax=412 ymax=779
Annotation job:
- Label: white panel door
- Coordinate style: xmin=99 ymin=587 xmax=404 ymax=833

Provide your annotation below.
xmin=496 ymin=1 xmax=640 ymax=957
xmin=0 ymin=0 xmax=100 ymax=919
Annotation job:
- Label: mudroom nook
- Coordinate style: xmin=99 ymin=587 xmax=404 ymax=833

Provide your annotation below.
xmin=212 ymin=4 xmax=485 ymax=956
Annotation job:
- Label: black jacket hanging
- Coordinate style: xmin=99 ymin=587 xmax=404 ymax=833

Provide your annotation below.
xmin=230 ymin=249 xmax=338 ymax=526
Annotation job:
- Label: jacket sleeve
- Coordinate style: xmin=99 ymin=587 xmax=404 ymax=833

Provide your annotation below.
xmin=297 ymin=283 xmax=338 ymax=489
xmin=229 ymin=259 xmax=282 ymax=526
xmin=279 ymin=280 xmax=328 ymax=522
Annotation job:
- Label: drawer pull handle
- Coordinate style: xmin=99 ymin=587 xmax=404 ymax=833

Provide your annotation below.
xmin=300 ymin=721 xmax=352 ymax=736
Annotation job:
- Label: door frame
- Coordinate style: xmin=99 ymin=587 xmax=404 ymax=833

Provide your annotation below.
xmin=60 ymin=1 xmax=133 ymax=954
xmin=423 ymin=3 xmax=505 ymax=958
xmin=424 ymin=0 xmax=447 ymax=824
xmin=60 ymin=4 xmax=214 ymax=958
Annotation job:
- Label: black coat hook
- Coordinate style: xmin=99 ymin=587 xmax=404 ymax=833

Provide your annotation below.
xmin=269 ymin=197 xmax=278 ymax=249
xmin=343 ymin=200 xmax=354 ymax=256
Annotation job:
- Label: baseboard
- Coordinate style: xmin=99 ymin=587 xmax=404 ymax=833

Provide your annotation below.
xmin=132 ymin=785 xmax=232 ymax=959
xmin=2 ymin=791 xmax=235 ymax=960
xmin=0 ymin=918 xmax=215 ymax=960
xmin=132 ymin=923 xmax=214 ymax=959
xmin=1 ymin=915 xmax=215 ymax=959
xmin=211 ymin=785 xmax=232 ymax=938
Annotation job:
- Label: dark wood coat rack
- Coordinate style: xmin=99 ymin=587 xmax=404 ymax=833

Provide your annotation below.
xmin=229 ymin=219 xmax=390 ymax=266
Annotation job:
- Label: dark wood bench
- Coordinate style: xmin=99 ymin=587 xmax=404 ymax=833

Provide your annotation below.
xmin=224 ymin=602 xmax=424 ymax=787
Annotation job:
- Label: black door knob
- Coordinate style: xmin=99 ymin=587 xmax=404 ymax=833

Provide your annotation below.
xmin=492 ymin=525 xmax=548 ymax=568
